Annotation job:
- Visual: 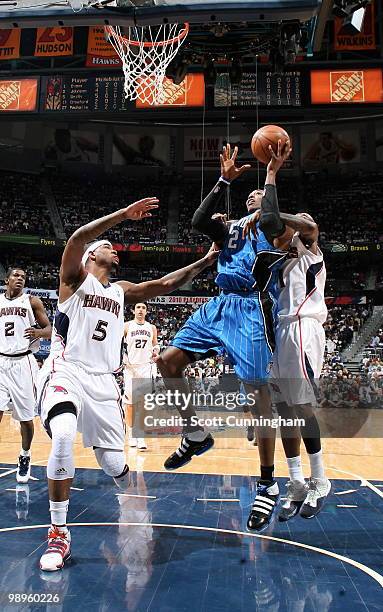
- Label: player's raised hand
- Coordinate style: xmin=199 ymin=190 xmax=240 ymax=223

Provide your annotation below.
xmin=267 ymin=139 xmax=292 ymax=174
xmin=211 ymin=212 xmax=228 ymax=224
xmin=220 ymin=144 xmax=251 ymax=182
xmin=242 ymin=210 xmax=261 ymax=239
xmin=203 ymin=243 xmax=220 ymax=266
xmin=124 ymin=197 xmax=159 ymax=221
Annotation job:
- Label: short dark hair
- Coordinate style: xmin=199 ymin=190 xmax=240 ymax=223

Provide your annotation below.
xmin=6 ymin=267 xmax=25 ymax=279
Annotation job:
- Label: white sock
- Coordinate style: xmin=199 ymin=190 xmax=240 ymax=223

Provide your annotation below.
xmin=308 ymin=450 xmax=326 ymax=480
xmin=187 ymin=429 xmax=208 ymax=442
xmin=287 ymin=456 xmax=305 ymax=484
xmin=49 ymin=500 xmax=69 ymax=527
xmin=20 ymin=448 xmax=30 ymax=457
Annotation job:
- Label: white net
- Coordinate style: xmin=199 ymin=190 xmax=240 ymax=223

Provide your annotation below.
xmin=104 ymin=23 xmax=189 ymax=105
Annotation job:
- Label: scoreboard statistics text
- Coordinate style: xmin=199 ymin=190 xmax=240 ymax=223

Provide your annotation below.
xmin=41 ymin=75 xmax=130 ymax=112
xmin=214 ymin=71 xmax=302 ymax=107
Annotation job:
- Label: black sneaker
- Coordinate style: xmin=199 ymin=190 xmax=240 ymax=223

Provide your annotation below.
xmin=16 ymin=455 xmax=31 ymax=483
xmin=300 ymin=478 xmax=331 ymax=519
xmin=278 ymin=480 xmax=308 ymax=522
xmin=164 ymin=434 xmax=214 ymax=470
xmin=247 ymin=480 xmax=279 ymax=532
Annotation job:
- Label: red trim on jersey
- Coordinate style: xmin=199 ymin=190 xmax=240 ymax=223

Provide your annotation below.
xmin=295 ymin=263 xmax=324 ymax=316
xmin=296 ymin=287 xmax=317 ymax=317
xmin=112 ymin=376 xmax=125 ymax=430
xmin=298 ymin=316 xmax=309 ymax=382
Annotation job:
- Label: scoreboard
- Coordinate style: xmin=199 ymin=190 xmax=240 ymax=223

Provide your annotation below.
xmin=40 ymin=72 xmax=302 ymax=112
xmin=214 ymin=71 xmax=302 ymax=107
xmin=41 ymin=75 xmax=130 ymax=113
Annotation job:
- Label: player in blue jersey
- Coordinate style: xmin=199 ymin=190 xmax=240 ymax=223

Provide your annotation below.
xmin=156 ymin=140 xmax=292 ymax=531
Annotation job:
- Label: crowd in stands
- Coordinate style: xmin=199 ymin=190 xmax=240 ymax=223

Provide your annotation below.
xmin=177 ymin=171 xmax=383 ymax=247
xmin=1 ymin=169 xmax=382 ymax=252
xmin=323 ymin=304 xmax=372 ymax=354
xmin=50 ymin=174 xmax=169 ymax=244
xmin=0 ymin=172 xmax=54 ymax=236
xmin=1 ymin=249 xmax=60 ymax=289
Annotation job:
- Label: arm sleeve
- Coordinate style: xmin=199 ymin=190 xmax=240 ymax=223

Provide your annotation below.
xmin=258 ymin=184 xmax=286 ymax=243
xmin=191 ymin=179 xmax=230 ymax=243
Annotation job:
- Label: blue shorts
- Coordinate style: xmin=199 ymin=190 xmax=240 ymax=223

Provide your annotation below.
xmin=171 ymin=291 xmax=275 ymax=384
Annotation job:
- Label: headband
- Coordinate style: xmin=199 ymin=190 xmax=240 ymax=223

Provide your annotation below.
xmin=81 ymin=240 xmax=112 ymax=265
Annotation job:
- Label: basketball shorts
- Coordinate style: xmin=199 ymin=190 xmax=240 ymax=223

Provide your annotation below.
xmin=38 ymin=359 xmax=125 ymax=450
xmin=271 ymin=317 xmax=325 ymax=406
xmin=123 ymin=363 xmax=154 ymax=404
xmin=0 ymin=353 xmax=38 ymax=421
xmin=171 ymin=291 xmax=275 ymax=385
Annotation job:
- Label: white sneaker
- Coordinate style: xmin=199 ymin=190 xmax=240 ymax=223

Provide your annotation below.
xmin=137 ymin=438 xmax=147 ymax=450
xmin=40 ymin=527 xmax=71 ymax=571
xmin=278 ymin=480 xmax=308 ymax=522
xmin=300 ymin=478 xmax=331 ymax=519
xmin=16 ymin=455 xmax=31 ymax=483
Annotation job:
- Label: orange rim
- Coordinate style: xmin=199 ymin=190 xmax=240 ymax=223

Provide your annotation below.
xmin=105 ymin=23 xmax=189 ymax=48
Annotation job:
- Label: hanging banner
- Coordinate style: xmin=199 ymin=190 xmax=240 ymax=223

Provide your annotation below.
xmin=136 ymin=75 xmax=205 ymax=108
xmin=334 ymin=1 xmax=375 ymax=51
xmin=311 ymin=69 xmax=383 ymax=104
xmin=0 ymin=29 xmax=21 ymax=61
xmin=86 ymin=27 xmax=122 ymax=68
xmin=34 ymin=27 xmax=74 ymax=57
xmin=0 ymin=79 xmax=38 ymax=112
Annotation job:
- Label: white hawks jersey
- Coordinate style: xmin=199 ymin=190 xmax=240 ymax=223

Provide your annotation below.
xmin=277 ymin=233 xmax=327 ymax=324
xmin=51 ymin=273 xmax=124 ymax=374
xmin=0 ymin=292 xmax=38 ymax=355
xmin=125 ymin=320 xmax=154 ymax=366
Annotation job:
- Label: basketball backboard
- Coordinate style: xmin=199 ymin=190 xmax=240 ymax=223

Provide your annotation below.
xmin=0 ymin=1 xmax=324 ymax=27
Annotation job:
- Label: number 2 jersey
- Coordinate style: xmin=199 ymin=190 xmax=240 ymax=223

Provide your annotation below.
xmin=216 ymin=216 xmax=287 ymax=293
xmin=0 ymin=292 xmax=38 ymax=355
xmin=50 ymin=272 xmax=125 ymax=374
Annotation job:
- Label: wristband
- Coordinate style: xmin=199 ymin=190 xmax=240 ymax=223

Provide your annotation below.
xmin=219 ymin=176 xmax=231 ymax=185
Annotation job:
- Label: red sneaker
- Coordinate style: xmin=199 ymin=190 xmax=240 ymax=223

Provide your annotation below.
xmin=40 ymin=527 xmax=71 ymax=572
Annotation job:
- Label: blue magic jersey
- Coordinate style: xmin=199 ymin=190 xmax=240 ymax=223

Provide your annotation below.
xmin=216 ymin=215 xmax=287 ymax=293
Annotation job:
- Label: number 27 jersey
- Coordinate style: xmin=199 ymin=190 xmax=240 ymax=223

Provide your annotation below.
xmin=51 ymin=273 xmax=124 ymax=374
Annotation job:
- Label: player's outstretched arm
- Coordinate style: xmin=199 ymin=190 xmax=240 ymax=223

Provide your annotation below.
xmin=279 ymin=213 xmax=319 ymax=244
xmin=118 ymin=245 xmax=219 ymax=303
xmin=60 ymin=198 xmax=159 ymax=292
xmin=259 ymin=139 xmax=292 ymax=245
xmin=192 ymin=144 xmax=250 ymax=247
xmin=24 ymin=297 xmax=52 ymax=340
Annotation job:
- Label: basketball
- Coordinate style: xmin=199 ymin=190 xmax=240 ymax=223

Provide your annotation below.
xmin=251 ymin=125 xmax=290 ymax=164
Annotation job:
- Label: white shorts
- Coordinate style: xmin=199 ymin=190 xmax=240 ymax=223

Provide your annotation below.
xmin=38 ymin=359 xmax=125 ymax=450
xmin=123 ymin=363 xmax=154 ymax=404
xmin=0 ymin=353 xmax=38 ymax=421
xmin=271 ymin=317 xmax=325 ymax=406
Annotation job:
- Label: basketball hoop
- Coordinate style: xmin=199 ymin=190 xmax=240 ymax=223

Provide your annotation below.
xmin=104 ymin=22 xmax=189 ymax=105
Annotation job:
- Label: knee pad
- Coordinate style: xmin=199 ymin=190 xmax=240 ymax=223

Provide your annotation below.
xmin=47 ymin=412 xmax=77 ymax=480
xmin=94 ymin=447 xmax=127 ymax=479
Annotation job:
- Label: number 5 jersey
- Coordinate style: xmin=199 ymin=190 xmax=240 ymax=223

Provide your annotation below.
xmin=50 ymin=273 xmax=125 ymax=374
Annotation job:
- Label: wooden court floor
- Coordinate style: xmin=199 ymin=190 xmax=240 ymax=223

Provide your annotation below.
xmin=1 ymin=413 xmax=382 ymax=481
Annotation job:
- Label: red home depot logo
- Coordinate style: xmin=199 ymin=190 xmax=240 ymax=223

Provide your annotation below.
xmin=330 ymin=71 xmax=364 ymax=103
xmin=0 ymin=80 xmax=21 ymax=110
